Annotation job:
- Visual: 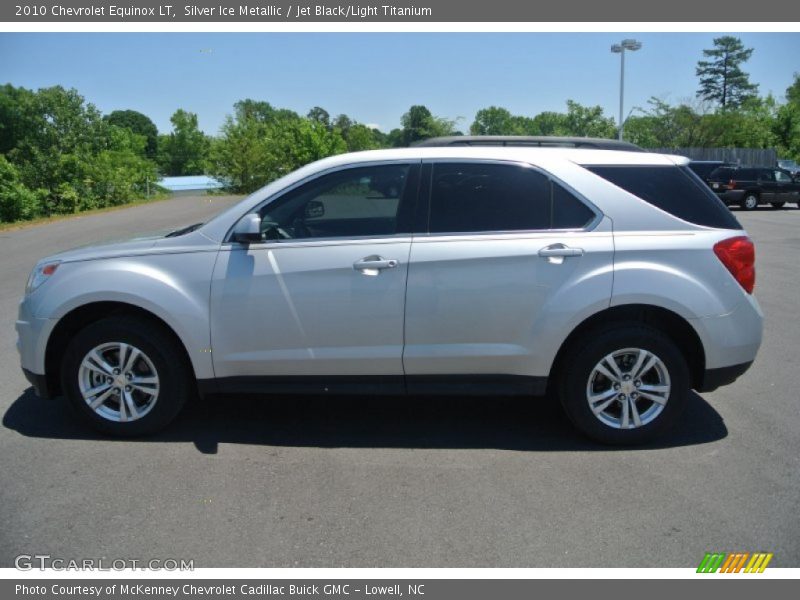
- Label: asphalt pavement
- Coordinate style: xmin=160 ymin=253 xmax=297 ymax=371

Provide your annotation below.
xmin=0 ymin=195 xmax=798 ymax=568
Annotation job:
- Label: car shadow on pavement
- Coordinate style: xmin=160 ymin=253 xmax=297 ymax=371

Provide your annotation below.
xmin=4 ymin=387 xmax=727 ymax=454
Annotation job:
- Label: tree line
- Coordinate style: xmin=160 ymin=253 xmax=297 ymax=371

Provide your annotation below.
xmin=1 ymin=36 xmax=799 ymax=223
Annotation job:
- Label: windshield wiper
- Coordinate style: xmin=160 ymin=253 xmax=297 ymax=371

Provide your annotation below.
xmin=165 ymin=223 xmax=204 ymax=237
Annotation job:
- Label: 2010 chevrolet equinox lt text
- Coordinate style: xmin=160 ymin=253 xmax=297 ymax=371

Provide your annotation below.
xmin=16 ymin=145 xmax=763 ymax=445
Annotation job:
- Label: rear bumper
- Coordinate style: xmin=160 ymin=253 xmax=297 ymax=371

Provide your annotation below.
xmin=714 ymin=190 xmax=745 ymax=205
xmin=697 ymin=361 xmax=753 ymax=393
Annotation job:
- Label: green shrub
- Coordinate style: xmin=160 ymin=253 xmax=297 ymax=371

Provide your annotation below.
xmin=0 ymin=155 xmax=43 ymax=222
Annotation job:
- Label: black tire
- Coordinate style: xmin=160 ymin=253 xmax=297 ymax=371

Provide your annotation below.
xmin=61 ymin=315 xmax=193 ymax=436
xmin=557 ymin=324 xmax=690 ymax=445
xmin=740 ymin=193 xmax=759 ymax=210
xmin=771 ymin=201 xmax=785 ymax=209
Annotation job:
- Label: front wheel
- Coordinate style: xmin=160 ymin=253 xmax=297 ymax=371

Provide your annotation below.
xmin=557 ymin=325 xmax=689 ymax=445
xmin=61 ymin=316 xmax=193 ymax=436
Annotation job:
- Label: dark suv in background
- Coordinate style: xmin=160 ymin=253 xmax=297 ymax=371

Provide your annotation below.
xmin=707 ymin=166 xmax=800 ymax=210
xmin=688 ymin=160 xmax=735 ymax=183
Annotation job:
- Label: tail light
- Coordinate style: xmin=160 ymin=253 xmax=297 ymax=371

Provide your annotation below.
xmin=713 ymin=236 xmax=755 ymax=294
xmin=728 ymin=179 xmax=737 ymax=190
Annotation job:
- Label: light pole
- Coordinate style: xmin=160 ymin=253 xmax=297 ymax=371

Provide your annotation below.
xmin=610 ymin=39 xmax=642 ymax=141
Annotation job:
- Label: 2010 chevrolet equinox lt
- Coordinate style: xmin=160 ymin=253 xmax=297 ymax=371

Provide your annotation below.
xmin=16 ymin=146 xmax=763 ymax=444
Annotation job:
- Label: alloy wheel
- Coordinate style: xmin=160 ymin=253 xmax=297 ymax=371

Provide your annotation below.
xmin=77 ymin=342 xmax=160 ymax=422
xmin=585 ymin=347 xmax=671 ymax=429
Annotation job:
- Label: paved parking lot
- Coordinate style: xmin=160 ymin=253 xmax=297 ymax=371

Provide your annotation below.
xmin=0 ymin=196 xmax=798 ymax=568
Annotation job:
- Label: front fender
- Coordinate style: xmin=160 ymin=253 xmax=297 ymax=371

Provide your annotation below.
xmin=30 ymin=251 xmax=219 ymax=379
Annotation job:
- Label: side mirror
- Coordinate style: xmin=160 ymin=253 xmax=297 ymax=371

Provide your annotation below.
xmin=232 ymin=213 xmax=262 ymax=243
xmin=305 ymin=200 xmax=325 ymax=219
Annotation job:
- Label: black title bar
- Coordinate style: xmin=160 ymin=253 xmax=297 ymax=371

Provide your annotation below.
xmin=3 ymin=0 xmax=800 ymax=22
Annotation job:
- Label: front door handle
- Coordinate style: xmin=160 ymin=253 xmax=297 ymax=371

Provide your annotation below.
xmin=538 ymin=244 xmax=584 ymax=258
xmin=354 ymin=255 xmax=398 ymax=276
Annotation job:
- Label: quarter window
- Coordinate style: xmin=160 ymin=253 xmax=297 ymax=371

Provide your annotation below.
xmin=585 ymin=165 xmax=742 ymax=230
xmin=552 ymin=183 xmax=596 ymax=229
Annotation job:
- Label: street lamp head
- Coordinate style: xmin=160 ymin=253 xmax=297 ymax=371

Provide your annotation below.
xmin=621 ymin=39 xmax=642 ymax=51
xmin=610 ymin=44 xmax=623 ymax=53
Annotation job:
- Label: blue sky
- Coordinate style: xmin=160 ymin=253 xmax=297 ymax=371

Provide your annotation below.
xmin=1 ymin=33 xmax=798 ymax=135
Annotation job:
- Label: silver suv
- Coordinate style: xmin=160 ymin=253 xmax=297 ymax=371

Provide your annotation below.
xmin=16 ymin=147 xmax=763 ymax=444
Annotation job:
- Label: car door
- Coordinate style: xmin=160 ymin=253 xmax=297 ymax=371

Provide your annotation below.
xmin=758 ymin=169 xmax=776 ymax=202
xmin=209 ymin=162 xmax=420 ymax=390
xmin=403 ymin=160 xmax=614 ymax=393
xmin=773 ymin=169 xmax=798 ymax=203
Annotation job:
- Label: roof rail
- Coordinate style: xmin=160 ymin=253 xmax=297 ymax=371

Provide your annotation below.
xmin=413 ymin=135 xmax=643 ymax=152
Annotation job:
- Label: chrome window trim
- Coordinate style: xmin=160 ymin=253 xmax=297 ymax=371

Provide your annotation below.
xmin=220 ymin=234 xmax=414 ymax=251
xmin=222 ymin=159 xmax=421 ymax=245
xmin=420 ymin=157 xmax=604 ymax=236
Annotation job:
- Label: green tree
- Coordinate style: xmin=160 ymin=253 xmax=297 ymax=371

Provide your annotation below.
xmin=104 ymin=110 xmax=159 ymax=158
xmin=397 ymin=105 xmax=458 ymax=146
xmin=774 ymin=74 xmax=800 ymax=160
xmin=624 ymin=98 xmax=724 ymax=148
xmin=0 ymin=155 xmax=42 ymax=222
xmin=209 ymin=104 xmax=347 ymax=194
xmin=0 ymin=84 xmax=38 ymax=155
xmin=563 ymin=100 xmax=617 ymax=137
xmin=307 ymin=106 xmax=331 ymax=128
xmin=696 ymin=36 xmax=759 ymax=109
xmin=158 ymin=109 xmax=209 ymax=176
xmin=332 ymin=114 xmax=354 ymax=136
xmin=469 ymin=102 xmax=614 ymax=138
xmin=470 ymin=106 xmax=516 ymax=135
xmin=343 ymin=123 xmax=382 ymax=151
xmin=233 ymin=99 xmax=276 ymax=122
xmin=0 ymin=85 xmax=158 ymax=219
xmin=524 ymin=112 xmax=566 ymax=136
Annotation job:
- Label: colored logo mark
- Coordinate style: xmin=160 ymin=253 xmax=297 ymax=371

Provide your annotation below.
xmin=697 ymin=552 xmax=773 ymax=573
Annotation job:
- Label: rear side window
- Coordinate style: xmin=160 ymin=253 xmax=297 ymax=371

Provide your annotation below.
xmin=585 ymin=165 xmax=742 ymax=230
xmin=428 ymin=163 xmax=597 ymax=233
xmin=429 ymin=163 xmax=551 ymax=233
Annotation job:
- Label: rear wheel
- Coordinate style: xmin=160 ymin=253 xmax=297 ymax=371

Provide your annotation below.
xmin=61 ymin=315 xmax=192 ymax=436
xmin=771 ymin=201 xmax=785 ymax=209
xmin=741 ymin=193 xmax=759 ymax=210
xmin=557 ymin=324 xmax=689 ymax=445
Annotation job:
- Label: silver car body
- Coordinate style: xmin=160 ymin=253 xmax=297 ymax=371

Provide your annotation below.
xmin=16 ymin=147 xmax=763 ymax=397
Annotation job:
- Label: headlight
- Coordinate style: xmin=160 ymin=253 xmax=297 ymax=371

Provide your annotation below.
xmin=25 ymin=261 xmax=60 ymax=295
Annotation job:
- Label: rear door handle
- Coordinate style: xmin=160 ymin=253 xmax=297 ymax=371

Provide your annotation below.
xmin=538 ymin=244 xmax=584 ymax=258
xmin=354 ymin=255 xmax=398 ymax=275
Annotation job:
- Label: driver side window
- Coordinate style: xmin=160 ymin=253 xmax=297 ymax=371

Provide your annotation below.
xmin=258 ymin=164 xmax=413 ymax=241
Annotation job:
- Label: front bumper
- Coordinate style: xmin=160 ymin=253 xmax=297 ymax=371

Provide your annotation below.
xmin=16 ymin=295 xmax=56 ymax=398
xmin=22 ymin=367 xmax=52 ymax=399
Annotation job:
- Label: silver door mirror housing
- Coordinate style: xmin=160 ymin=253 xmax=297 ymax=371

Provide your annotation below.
xmin=232 ymin=213 xmax=262 ymax=243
